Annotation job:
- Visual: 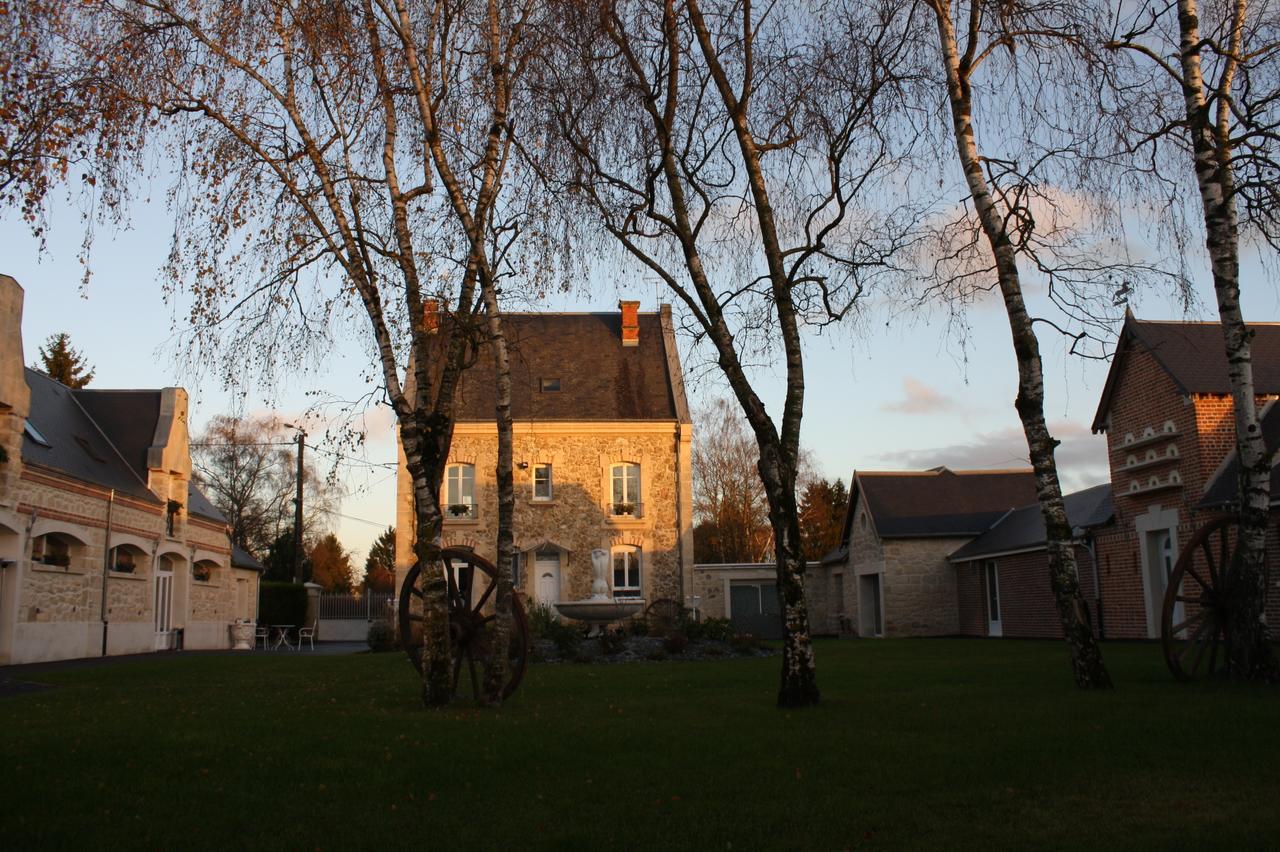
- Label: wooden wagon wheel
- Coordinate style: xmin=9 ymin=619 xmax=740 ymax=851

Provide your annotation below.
xmin=398 ymin=546 xmax=530 ymax=701
xmin=1161 ymin=516 xmax=1237 ymax=682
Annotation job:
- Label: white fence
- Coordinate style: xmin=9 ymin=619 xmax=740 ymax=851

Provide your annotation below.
xmin=316 ymin=592 xmax=395 ymax=641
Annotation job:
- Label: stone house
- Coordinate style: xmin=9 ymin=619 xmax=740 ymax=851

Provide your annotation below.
xmin=815 ymin=468 xmax=1038 ymax=637
xmin=1088 ymin=313 xmax=1280 ymax=640
xmin=395 ymin=303 xmax=695 ymax=613
xmin=0 ymin=274 xmax=261 ymax=664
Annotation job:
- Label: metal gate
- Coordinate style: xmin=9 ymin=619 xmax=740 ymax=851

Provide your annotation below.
xmin=316 ymin=592 xmax=394 ymax=641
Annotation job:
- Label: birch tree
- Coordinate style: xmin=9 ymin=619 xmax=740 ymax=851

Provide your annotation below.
xmin=542 ymin=0 xmax=923 ymax=706
xmin=1106 ymin=0 xmax=1280 ymax=680
xmin=918 ymin=0 xmax=1113 ymax=688
xmin=3 ymin=0 xmax=545 ymax=705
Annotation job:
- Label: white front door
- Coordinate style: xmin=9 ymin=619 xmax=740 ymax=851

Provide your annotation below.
xmin=985 ymin=561 xmax=1003 ymax=637
xmin=534 ymin=552 xmax=560 ymax=609
xmin=154 ymin=571 xmax=173 ymax=650
xmin=1145 ymin=529 xmax=1182 ymax=638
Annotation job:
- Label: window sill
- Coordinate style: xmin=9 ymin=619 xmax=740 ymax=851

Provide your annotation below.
xmin=193 ymin=579 xmax=220 ymax=588
xmin=443 ymin=517 xmax=481 ymax=527
xmin=605 ymin=515 xmax=648 ymax=527
xmin=529 ymin=499 xmax=557 ymax=506
xmin=108 ymin=571 xmax=147 ymax=582
xmin=31 ymin=564 xmax=86 ymax=576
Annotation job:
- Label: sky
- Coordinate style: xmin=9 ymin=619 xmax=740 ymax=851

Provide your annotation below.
xmin=6 ymin=189 xmax=1279 ymax=572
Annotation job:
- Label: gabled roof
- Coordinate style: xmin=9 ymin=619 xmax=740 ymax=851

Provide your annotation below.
xmin=1092 ymin=314 xmax=1280 ymax=432
xmin=453 ymin=312 xmax=687 ymax=422
xmin=73 ymin=389 xmax=162 ymax=483
xmin=949 ymin=483 xmax=1113 ymax=562
xmin=231 ymin=543 xmax=265 ymax=572
xmin=850 ymin=467 xmax=1039 ymax=540
xmin=1199 ymin=400 xmax=1280 ymax=510
xmin=21 ymin=369 xmax=159 ymax=503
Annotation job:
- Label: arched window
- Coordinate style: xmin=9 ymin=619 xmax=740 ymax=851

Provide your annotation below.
xmin=110 ymin=545 xmax=144 ymax=574
xmin=446 ymin=463 xmax=476 ymax=519
xmin=157 ymin=554 xmax=177 ymax=575
xmin=192 ymin=560 xmax=218 ymax=583
xmin=31 ymin=533 xmax=73 ymax=567
xmin=611 ymin=546 xmax=642 ymax=598
xmin=610 ymin=463 xmax=641 ymax=517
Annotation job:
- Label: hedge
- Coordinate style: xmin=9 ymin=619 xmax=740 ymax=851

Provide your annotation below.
xmin=258 ymin=581 xmax=309 ymax=627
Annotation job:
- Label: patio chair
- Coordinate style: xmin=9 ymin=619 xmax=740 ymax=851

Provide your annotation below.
xmin=254 ymin=624 xmax=270 ymax=650
xmin=297 ymin=621 xmax=317 ymax=651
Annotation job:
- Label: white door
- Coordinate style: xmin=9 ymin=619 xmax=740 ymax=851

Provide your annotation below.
xmin=534 ymin=551 xmax=560 ymax=609
xmin=985 ymin=561 xmax=1003 ymax=637
xmin=1146 ymin=529 xmax=1182 ymax=638
xmin=154 ymin=571 xmax=174 ymax=650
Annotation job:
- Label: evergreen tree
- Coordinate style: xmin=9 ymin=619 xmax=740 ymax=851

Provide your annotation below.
xmin=363 ymin=527 xmax=396 ymax=593
xmin=35 ymin=332 xmax=95 ymax=388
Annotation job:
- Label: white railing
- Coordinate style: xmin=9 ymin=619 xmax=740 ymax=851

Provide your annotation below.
xmin=316 ymin=592 xmax=395 ymax=621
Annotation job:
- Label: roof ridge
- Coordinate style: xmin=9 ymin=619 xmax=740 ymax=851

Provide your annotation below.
xmin=858 ymin=468 xmax=1033 ymax=477
xmin=1131 ymin=317 xmax=1280 ymax=326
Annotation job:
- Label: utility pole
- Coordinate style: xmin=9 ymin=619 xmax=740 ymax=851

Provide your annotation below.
xmin=291 ymin=427 xmax=306 ymax=583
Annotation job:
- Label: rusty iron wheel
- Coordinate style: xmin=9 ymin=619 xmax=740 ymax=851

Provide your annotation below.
xmin=1162 ymin=516 xmax=1236 ymax=682
xmin=398 ymin=546 xmax=530 ymax=701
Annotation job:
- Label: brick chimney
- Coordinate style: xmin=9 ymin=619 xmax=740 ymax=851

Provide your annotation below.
xmin=421 ymin=299 xmax=439 ymax=334
xmin=0 ymin=275 xmax=31 ymax=505
xmin=619 ymin=300 xmax=640 ymax=347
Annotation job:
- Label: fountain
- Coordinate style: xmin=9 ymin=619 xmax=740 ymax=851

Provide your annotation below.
xmin=554 ymin=548 xmax=644 ymax=634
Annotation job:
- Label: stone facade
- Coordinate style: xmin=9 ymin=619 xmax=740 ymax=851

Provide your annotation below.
xmin=0 ymin=274 xmax=260 ymax=664
xmin=394 ymin=307 xmax=694 ymax=618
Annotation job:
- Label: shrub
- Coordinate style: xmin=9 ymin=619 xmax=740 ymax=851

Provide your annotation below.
xmin=730 ymin=633 xmax=761 ymax=655
xmin=599 ymin=629 xmax=627 ymax=656
xmin=258 ymin=581 xmax=308 ymax=627
xmin=627 ymin=617 xmax=650 ymax=637
xmin=685 ymin=617 xmax=733 ymax=643
xmin=528 ymin=603 xmax=582 ymax=656
xmin=663 ymin=630 xmax=689 ymax=655
xmin=367 ymin=619 xmax=396 ymax=653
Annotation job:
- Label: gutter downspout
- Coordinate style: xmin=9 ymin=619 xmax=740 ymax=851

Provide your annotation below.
xmin=100 ymin=489 xmax=115 ymax=656
xmin=674 ymin=422 xmax=685 ymax=602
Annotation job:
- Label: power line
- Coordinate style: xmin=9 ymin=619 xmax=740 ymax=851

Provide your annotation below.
xmin=332 ymin=511 xmax=395 ymax=529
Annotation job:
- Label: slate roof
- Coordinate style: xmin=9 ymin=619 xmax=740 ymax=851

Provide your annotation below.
xmin=187 ymin=480 xmax=227 ymax=523
xmin=231 ymin=544 xmax=265 ymax=572
xmin=1199 ymin=400 xmax=1280 ymax=509
xmin=1092 ymin=315 xmax=1280 ymax=432
xmin=74 ymin=389 xmax=161 ymax=483
xmin=21 ymin=369 xmax=159 ymax=503
xmin=453 ymin=313 xmax=684 ymax=422
xmin=854 ymin=467 xmax=1039 ymax=539
xmin=948 ymin=483 xmax=1114 ymax=562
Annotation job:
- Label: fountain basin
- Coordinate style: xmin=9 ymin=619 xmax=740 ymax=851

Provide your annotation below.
xmin=554 ymin=599 xmax=644 ymax=625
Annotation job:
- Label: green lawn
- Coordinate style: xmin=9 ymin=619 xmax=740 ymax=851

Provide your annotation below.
xmin=2 ymin=640 xmax=1277 ymax=850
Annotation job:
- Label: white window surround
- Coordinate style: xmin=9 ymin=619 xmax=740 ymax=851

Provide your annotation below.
xmin=445 ymin=463 xmax=477 ymax=520
xmin=611 ymin=546 xmax=642 ymax=598
xmin=532 ymin=463 xmax=553 ymax=501
xmin=610 ymin=462 xmax=642 ymax=517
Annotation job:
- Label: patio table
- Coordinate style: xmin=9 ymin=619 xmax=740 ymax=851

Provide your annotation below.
xmin=271 ymin=624 xmax=295 ymax=651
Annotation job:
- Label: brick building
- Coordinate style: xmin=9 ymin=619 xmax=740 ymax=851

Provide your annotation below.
xmin=1088 ymin=314 xmax=1280 ymax=639
xmin=395 ymin=303 xmax=695 ymax=614
xmin=0 ymin=274 xmax=261 ymax=665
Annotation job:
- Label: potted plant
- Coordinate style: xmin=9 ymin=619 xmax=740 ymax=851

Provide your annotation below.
xmin=448 ymin=503 xmax=471 ymax=518
xmin=613 ymin=502 xmax=635 ymax=516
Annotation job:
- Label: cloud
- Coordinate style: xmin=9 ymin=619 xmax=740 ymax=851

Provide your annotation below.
xmin=881 ymin=377 xmax=961 ymax=415
xmin=872 ymin=419 xmax=1110 ymax=491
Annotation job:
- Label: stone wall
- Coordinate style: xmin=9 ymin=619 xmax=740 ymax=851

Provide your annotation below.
xmin=879 ymin=537 xmax=968 ymax=637
xmin=397 ymin=422 xmax=693 ymax=611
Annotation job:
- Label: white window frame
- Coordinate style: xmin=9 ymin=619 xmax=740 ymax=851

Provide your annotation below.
xmin=532 ymin=463 xmax=553 ymax=501
xmin=611 ymin=546 xmax=642 ymax=598
xmin=445 ymin=463 xmax=477 ymax=519
xmin=610 ymin=462 xmax=641 ymax=517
